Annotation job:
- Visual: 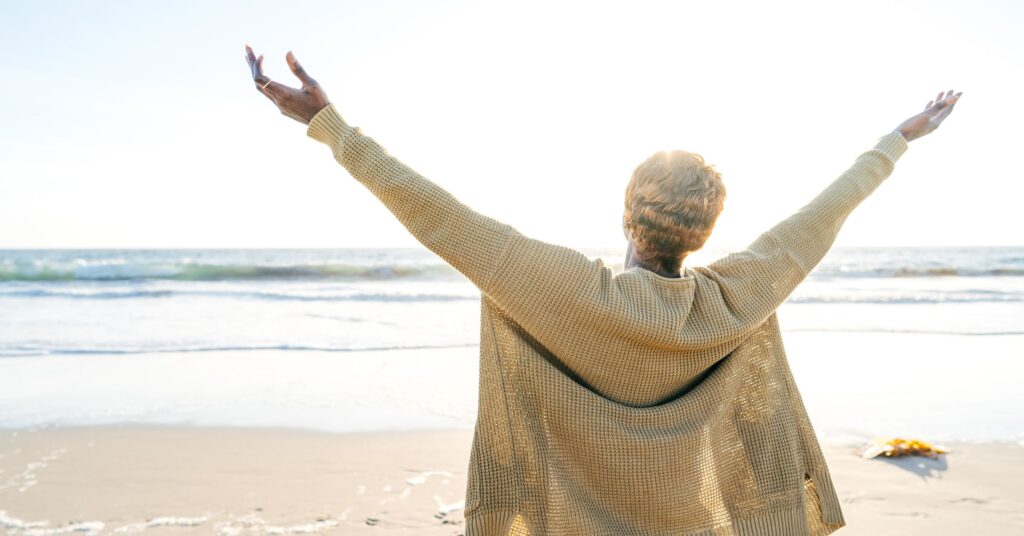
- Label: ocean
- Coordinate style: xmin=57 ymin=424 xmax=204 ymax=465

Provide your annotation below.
xmin=1 ymin=247 xmax=1022 ymax=443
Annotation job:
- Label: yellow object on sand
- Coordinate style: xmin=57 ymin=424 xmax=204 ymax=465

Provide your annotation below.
xmin=860 ymin=437 xmax=950 ymax=459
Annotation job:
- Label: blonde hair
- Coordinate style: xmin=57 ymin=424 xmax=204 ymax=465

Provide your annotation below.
xmin=623 ymin=150 xmax=726 ymax=267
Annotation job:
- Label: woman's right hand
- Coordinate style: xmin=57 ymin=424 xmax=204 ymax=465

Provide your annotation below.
xmin=895 ymin=89 xmax=963 ymax=142
xmin=245 ymin=44 xmax=331 ymax=125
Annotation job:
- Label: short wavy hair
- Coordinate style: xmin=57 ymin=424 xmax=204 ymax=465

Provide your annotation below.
xmin=623 ymin=150 xmax=726 ymax=267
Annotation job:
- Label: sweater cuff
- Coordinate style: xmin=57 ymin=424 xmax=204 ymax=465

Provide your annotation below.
xmin=306 ymin=103 xmax=350 ymax=146
xmin=873 ymin=130 xmax=909 ymax=164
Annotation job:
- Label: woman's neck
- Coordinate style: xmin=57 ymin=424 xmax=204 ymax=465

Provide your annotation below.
xmin=624 ymin=242 xmax=684 ymax=278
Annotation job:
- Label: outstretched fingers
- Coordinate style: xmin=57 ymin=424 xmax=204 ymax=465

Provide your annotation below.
xmin=936 ymin=91 xmax=963 ymax=121
xmin=925 ymin=89 xmax=961 ymax=114
xmin=247 ymin=44 xmax=291 ymax=104
xmin=246 ymin=46 xmax=270 ymax=88
xmin=286 ymin=51 xmax=317 ymax=87
xmin=246 ymin=45 xmax=264 ymax=80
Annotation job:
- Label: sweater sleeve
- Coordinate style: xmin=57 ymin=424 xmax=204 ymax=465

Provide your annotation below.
xmin=305 ymin=103 xmax=611 ymax=342
xmin=306 ymin=104 xmax=517 ymax=292
xmin=699 ymin=131 xmax=908 ymax=322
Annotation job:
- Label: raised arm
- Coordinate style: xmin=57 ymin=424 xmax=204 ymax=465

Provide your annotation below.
xmin=245 ymin=46 xmax=516 ymax=290
xmin=699 ymin=90 xmax=962 ymax=322
xmin=305 ymin=104 xmax=518 ymax=288
xmin=244 ymin=45 xmax=625 ymax=364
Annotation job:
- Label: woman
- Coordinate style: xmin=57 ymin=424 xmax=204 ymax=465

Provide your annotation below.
xmin=244 ymin=45 xmax=961 ymax=536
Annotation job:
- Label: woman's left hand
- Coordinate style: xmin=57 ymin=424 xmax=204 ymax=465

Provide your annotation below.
xmin=245 ymin=44 xmax=330 ymax=124
xmin=894 ymin=89 xmax=962 ymax=142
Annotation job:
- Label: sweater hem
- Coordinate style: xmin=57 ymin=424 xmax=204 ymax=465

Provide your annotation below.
xmin=807 ymin=465 xmax=846 ymax=527
xmin=463 ymin=501 xmax=846 ymax=535
xmin=464 ymin=508 xmax=523 ymax=536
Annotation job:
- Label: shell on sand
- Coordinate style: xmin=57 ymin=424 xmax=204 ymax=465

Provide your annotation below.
xmin=860 ymin=437 xmax=950 ymax=459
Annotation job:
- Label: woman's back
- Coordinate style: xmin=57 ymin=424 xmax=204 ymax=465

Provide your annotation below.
xmin=467 ymin=256 xmax=843 ymax=535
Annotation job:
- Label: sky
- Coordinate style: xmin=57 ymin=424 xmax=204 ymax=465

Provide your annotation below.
xmin=0 ymin=0 xmax=1021 ymax=249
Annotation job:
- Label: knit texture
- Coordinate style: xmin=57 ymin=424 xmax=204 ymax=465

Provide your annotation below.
xmin=307 ymin=104 xmax=909 ymax=535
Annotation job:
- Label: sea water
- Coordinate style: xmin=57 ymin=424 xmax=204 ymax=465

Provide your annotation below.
xmin=1 ymin=247 xmax=1022 ymax=442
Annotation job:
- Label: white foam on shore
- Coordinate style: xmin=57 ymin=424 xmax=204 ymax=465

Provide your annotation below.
xmin=212 ymin=513 xmax=341 ymax=535
xmin=434 ymin=496 xmax=465 ymax=515
xmin=0 ymin=449 xmax=65 ymax=494
xmin=406 ymin=470 xmax=453 ymax=486
xmin=0 ymin=511 xmax=104 ymax=536
xmin=263 ymin=519 xmax=340 ymax=534
xmin=112 ymin=516 xmax=209 ymax=533
xmin=2 ymin=509 xmax=352 ymax=536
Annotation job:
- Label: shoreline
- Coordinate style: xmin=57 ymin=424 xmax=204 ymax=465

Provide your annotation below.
xmin=2 ymin=426 xmax=1022 ymax=535
xmin=3 ymin=334 xmax=1022 ymax=444
xmin=4 ymin=422 xmax=1024 ymax=448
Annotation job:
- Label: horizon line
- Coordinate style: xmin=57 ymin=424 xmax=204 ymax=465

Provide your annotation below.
xmin=1 ymin=244 xmax=1022 ymax=251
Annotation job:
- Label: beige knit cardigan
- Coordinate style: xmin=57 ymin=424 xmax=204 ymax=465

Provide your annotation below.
xmin=307 ymin=103 xmax=909 ymax=536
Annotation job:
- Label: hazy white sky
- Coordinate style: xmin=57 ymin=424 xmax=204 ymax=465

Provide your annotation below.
xmin=1 ymin=0 xmax=1020 ymax=249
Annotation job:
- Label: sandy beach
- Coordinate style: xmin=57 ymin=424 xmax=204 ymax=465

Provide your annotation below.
xmin=0 ymin=427 xmax=472 ymax=535
xmin=1 ymin=426 xmax=1022 ymax=535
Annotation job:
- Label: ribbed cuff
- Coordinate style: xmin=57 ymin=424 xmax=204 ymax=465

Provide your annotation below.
xmin=873 ymin=130 xmax=909 ymax=164
xmin=306 ymin=103 xmax=350 ymax=146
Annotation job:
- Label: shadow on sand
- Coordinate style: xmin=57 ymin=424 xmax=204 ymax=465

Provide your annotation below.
xmin=875 ymin=454 xmax=949 ymax=480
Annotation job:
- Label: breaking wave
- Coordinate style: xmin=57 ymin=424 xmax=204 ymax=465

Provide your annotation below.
xmin=0 ymin=260 xmax=459 ymax=282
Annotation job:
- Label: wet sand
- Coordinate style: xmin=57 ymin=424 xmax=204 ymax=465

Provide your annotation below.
xmin=1 ymin=426 xmax=1022 ymax=535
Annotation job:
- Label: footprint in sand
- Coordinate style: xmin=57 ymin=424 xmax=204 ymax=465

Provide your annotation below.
xmin=949 ymin=497 xmax=991 ymax=505
xmin=840 ymin=491 xmax=885 ymax=504
xmin=884 ymin=511 xmax=930 ymax=518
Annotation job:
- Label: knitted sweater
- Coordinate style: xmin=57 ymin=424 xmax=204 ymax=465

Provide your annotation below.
xmin=307 ymin=104 xmax=909 ymax=536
